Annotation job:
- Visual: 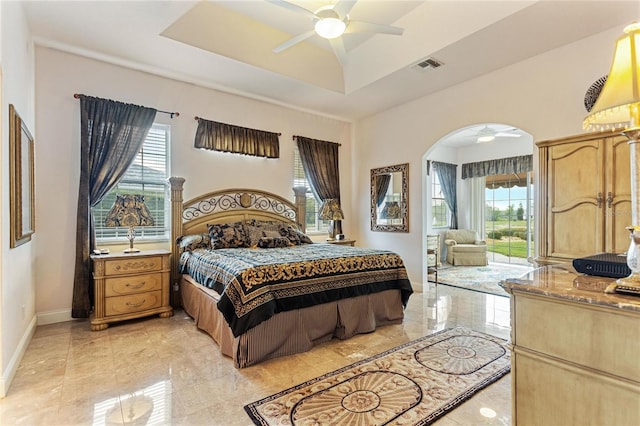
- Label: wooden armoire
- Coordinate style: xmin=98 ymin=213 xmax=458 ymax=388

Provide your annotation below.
xmin=536 ymin=130 xmax=631 ymax=265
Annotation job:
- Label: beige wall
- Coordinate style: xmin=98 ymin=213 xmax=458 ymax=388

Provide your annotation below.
xmin=354 ymin=25 xmax=623 ymax=283
xmin=33 ymin=47 xmax=352 ymax=323
xmin=1 ymin=1 xmax=36 ymax=397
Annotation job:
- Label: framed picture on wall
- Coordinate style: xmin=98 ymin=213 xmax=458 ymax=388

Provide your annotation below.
xmin=9 ymin=104 xmax=35 ymax=248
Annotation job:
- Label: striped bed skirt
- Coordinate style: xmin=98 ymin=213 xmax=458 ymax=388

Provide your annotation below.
xmin=180 ymin=274 xmax=405 ymax=368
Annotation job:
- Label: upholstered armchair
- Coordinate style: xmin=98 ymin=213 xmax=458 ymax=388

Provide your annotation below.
xmin=444 ymin=229 xmax=488 ymax=266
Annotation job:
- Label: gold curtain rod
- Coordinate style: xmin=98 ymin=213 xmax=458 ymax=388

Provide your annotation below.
xmin=292 ymin=135 xmax=342 ymax=146
xmin=73 ymin=93 xmax=180 ymax=119
xmin=195 ymin=116 xmax=281 ymax=136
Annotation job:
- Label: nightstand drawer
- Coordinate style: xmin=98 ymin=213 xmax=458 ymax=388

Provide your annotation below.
xmin=105 ymin=291 xmax=162 ymax=316
xmin=426 ymin=253 xmax=437 ymax=267
xmin=105 ymin=273 xmax=162 ymax=297
xmin=104 ymin=256 xmax=163 ymax=276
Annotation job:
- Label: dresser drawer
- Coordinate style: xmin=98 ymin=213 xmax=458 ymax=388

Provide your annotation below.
xmin=515 ymin=293 xmax=640 ymax=382
xmin=105 ymin=291 xmax=162 ymax=316
xmin=104 ymin=256 xmax=163 ymax=276
xmin=105 ymin=273 xmax=162 ymax=297
xmin=426 ymin=253 xmax=437 ymax=267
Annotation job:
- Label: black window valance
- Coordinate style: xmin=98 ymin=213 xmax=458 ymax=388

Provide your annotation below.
xmin=461 ymin=155 xmax=533 ymax=179
xmin=194 ymin=117 xmax=280 ymax=158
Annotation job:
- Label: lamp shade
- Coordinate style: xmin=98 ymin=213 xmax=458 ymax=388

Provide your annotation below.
xmin=105 ymin=194 xmax=154 ymax=227
xmin=318 ymin=199 xmax=344 ymax=220
xmin=583 ymin=22 xmax=640 ymax=131
xmin=380 ymin=201 xmax=401 ymax=219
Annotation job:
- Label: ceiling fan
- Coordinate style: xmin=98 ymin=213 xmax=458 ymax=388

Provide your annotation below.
xmin=476 ymin=126 xmax=522 ymax=143
xmin=267 ymin=0 xmax=404 ymax=64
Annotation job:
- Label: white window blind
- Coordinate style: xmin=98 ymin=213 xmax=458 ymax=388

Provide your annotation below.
xmin=293 ymin=146 xmax=328 ymax=233
xmin=431 ymin=171 xmax=450 ymax=228
xmin=93 ymin=123 xmax=171 ymax=241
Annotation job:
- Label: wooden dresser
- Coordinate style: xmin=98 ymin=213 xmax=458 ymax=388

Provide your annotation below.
xmin=90 ymin=249 xmax=173 ymax=331
xmin=502 ymin=265 xmax=640 ymax=425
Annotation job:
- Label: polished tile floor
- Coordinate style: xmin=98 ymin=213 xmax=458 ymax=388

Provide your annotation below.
xmin=0 ymin=284 xmax=512 ymax=425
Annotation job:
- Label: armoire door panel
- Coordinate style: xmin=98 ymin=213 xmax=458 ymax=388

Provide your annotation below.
xmin=606 ymin=135 xmax=632 ymax=253
xmin=550 ymin=205 xmax=603 ymax=258
xmin=549 ymin=142 xmax=602 ymax=206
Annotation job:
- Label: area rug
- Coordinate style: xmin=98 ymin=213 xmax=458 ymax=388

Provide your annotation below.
xmin=244 ymin=327 xmax=510 ymax=426
xmin=436 ymin=263 xmax=532 ymax=297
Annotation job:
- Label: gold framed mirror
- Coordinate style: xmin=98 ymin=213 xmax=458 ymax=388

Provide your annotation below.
xmin=370 ymin=163 xmax=408 ymax=232
xmin=9 ymin=104 xmax=35 ymax=248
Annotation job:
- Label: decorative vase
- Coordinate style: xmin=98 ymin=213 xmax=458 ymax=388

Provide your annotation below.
xmin=617 ymin=226 xmax=640 ymax=287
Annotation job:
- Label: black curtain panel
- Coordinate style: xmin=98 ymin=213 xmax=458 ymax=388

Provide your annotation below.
xmin=71 ymin=95 xmax=156 ymax=318
xmin=295 ymin=136 xmax=341 ymax=206
xmin=375 ymin=173 xmax=391 ymax=206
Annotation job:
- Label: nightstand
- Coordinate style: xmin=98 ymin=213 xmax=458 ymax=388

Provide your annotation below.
xmin=325 ymin=239 xmax=356 ymax=246
xmin=90 ymin=249 xmax=173 ymax=331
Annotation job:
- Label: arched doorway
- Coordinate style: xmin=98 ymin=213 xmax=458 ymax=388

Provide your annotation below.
xmin=422 ymin=123 xmax=535 ymax=278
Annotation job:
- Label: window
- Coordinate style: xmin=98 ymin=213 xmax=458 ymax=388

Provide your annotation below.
xmin=431 ymin=171 xmax=450 ymax=227
xmin=93 ymin=123 xmax=171 ymax=242
xmin=293 ymin=146 xmax=328 ymax=233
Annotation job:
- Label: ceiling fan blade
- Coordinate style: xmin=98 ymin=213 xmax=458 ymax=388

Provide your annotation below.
xmin=495 ymin=132 xmax=522 ymax=138
xmin=265 ymin=0 xmax=316 ymax=18
xmin=329 ymin=37 xmax=347 ymax=65
xmin=273 ymin=30 xmax=316 ymax=53
xmin=346 ymin=20 xmax=404 ymax=35
xmin=333 ymin=0 xmax=357 ymax=17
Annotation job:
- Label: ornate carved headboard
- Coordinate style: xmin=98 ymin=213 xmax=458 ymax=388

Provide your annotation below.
xmin=168 ymin=177 xmax=307 ymax=301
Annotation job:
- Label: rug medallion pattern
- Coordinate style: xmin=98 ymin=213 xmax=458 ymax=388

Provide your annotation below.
xmin=245 ymin=327 xmax=510 ymax=425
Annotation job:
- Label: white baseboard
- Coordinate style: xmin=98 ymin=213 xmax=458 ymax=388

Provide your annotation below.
xmin=37 ymin=308 xmax=77 ymax=326
xmin=1 ymin=315 xmax=37 ymax=398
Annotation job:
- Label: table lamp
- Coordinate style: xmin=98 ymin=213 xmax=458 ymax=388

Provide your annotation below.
xmin=319 ymin=198 xmax=344 ymax=240
xmin=583 ymin=22 xmax=640 ymax=293
xmin=105 ymin=194 xmax=155 ymax=253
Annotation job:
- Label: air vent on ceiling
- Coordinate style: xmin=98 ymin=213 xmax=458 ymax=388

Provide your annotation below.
xmin=412 ymin=57 xmax=444 ymax=71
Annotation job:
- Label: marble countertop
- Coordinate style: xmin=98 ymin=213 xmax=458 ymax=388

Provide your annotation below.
xmin=500 ymin=263 xmax=640 ymax=313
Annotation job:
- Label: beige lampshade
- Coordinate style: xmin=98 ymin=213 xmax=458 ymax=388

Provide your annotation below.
xmin=318 ymin=198 xmax=344 ymax=220
xmin=583 ymin=22 xmax=640 ymax=131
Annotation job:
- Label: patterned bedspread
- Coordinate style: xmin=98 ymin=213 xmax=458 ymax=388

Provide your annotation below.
xmin=179 ymin=244 xmax=413 ymax=337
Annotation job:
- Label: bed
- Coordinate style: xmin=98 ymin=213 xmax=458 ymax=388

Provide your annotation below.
xmin=169 ymin=177 xmax=413 ymax=368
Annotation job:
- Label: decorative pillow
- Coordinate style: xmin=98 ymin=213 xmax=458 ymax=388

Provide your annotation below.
xmin=257 ymin=236 xmax=292 ymax=248
xmin=177 ymin=234 xmax=211 ymax=252
xmin=207 ymin=222 xmax=249 ymax=249
xmin=244 ymin=219 xmax=291 ymax=247
xmin=280 ymin=225 xmax=313 ymax=245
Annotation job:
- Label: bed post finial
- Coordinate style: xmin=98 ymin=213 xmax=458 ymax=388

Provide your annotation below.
xmin=293 ymin=186 xmax=307 ymax=233
xmin=169 ymin=177 xmax=185 ymax=307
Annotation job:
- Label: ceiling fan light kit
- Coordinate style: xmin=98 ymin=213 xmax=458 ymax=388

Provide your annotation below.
xmin=314 ymin=7 xmax=347 ymax=39
xmin=269 ymin=0 xmax=404 ymax=59
xmin=477 ymin=135 xmax=495 ymax=143
xmin=476 ymin=126 xmax=496 ymax=143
